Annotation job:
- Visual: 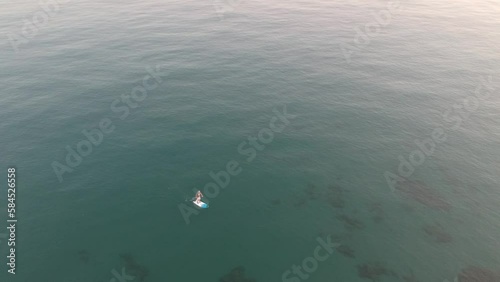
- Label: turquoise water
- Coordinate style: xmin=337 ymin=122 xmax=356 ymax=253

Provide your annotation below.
xmin=0 ymin=0 xmax=500 ymax=281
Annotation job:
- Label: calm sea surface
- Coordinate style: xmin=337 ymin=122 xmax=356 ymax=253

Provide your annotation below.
xmin=0 ymin=0 xmax=499 ymax=281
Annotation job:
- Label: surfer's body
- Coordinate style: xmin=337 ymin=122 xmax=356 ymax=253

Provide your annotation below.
xmin=195 ymin=190 xmax=203 ymax=204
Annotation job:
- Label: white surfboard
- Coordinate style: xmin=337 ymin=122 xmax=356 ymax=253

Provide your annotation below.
xmin=193 ymin=201 xmax=209 ymax=209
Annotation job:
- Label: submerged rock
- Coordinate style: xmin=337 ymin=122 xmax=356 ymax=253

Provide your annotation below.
xmin=328 ymin=195 xmax=345 ymax=209
xmin=369 ymin=202 xmax=385 ymax=223
xmin=305 ymin=183 xmax=319 ymax=200
xmin=358 ymin=262 xmax=396 ymax=281
xmin=401 ymin=269 xmax=420 ymax=282
xmin=293 ymin=182 xmax=347 ymax=209
xmin=292 ymin=184 xmax=318 ymax=208
xmin=423 ymin=223 xmax=453 ymax=243
xmin=458 ymin=266 xmax=500 ymax=282
xmin=293 ymin=197 xmax=307 ymax=208
xmin=337 ymin=214 xmax=364 ymax=230
xmin=326 ymin=184 xmax=345 ymax=209
xmin=119 ymin=253 xmax=149 ymax=282
xmin=336 ymin=245 xmax=355 ymax=258
xmin=270 ymin=199 xmax=281 ymax=206
xmin=220 ymin=266 xmax=256 ymax=282
xmin=77 ymin=250 xmax=90 ymax=264
xmin=396 ymin=180 xmax=451 ymax=211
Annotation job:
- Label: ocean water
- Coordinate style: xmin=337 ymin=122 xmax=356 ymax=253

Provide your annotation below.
xmin=0 ymin=0 xmax=499 ymax=281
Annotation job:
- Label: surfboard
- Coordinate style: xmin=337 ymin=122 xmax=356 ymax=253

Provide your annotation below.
xmin=193 ymin=201 xmax=209 ymax=209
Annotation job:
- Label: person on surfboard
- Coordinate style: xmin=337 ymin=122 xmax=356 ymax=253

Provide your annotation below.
xmin=195 ymin=190 xmax=203 ymax=204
